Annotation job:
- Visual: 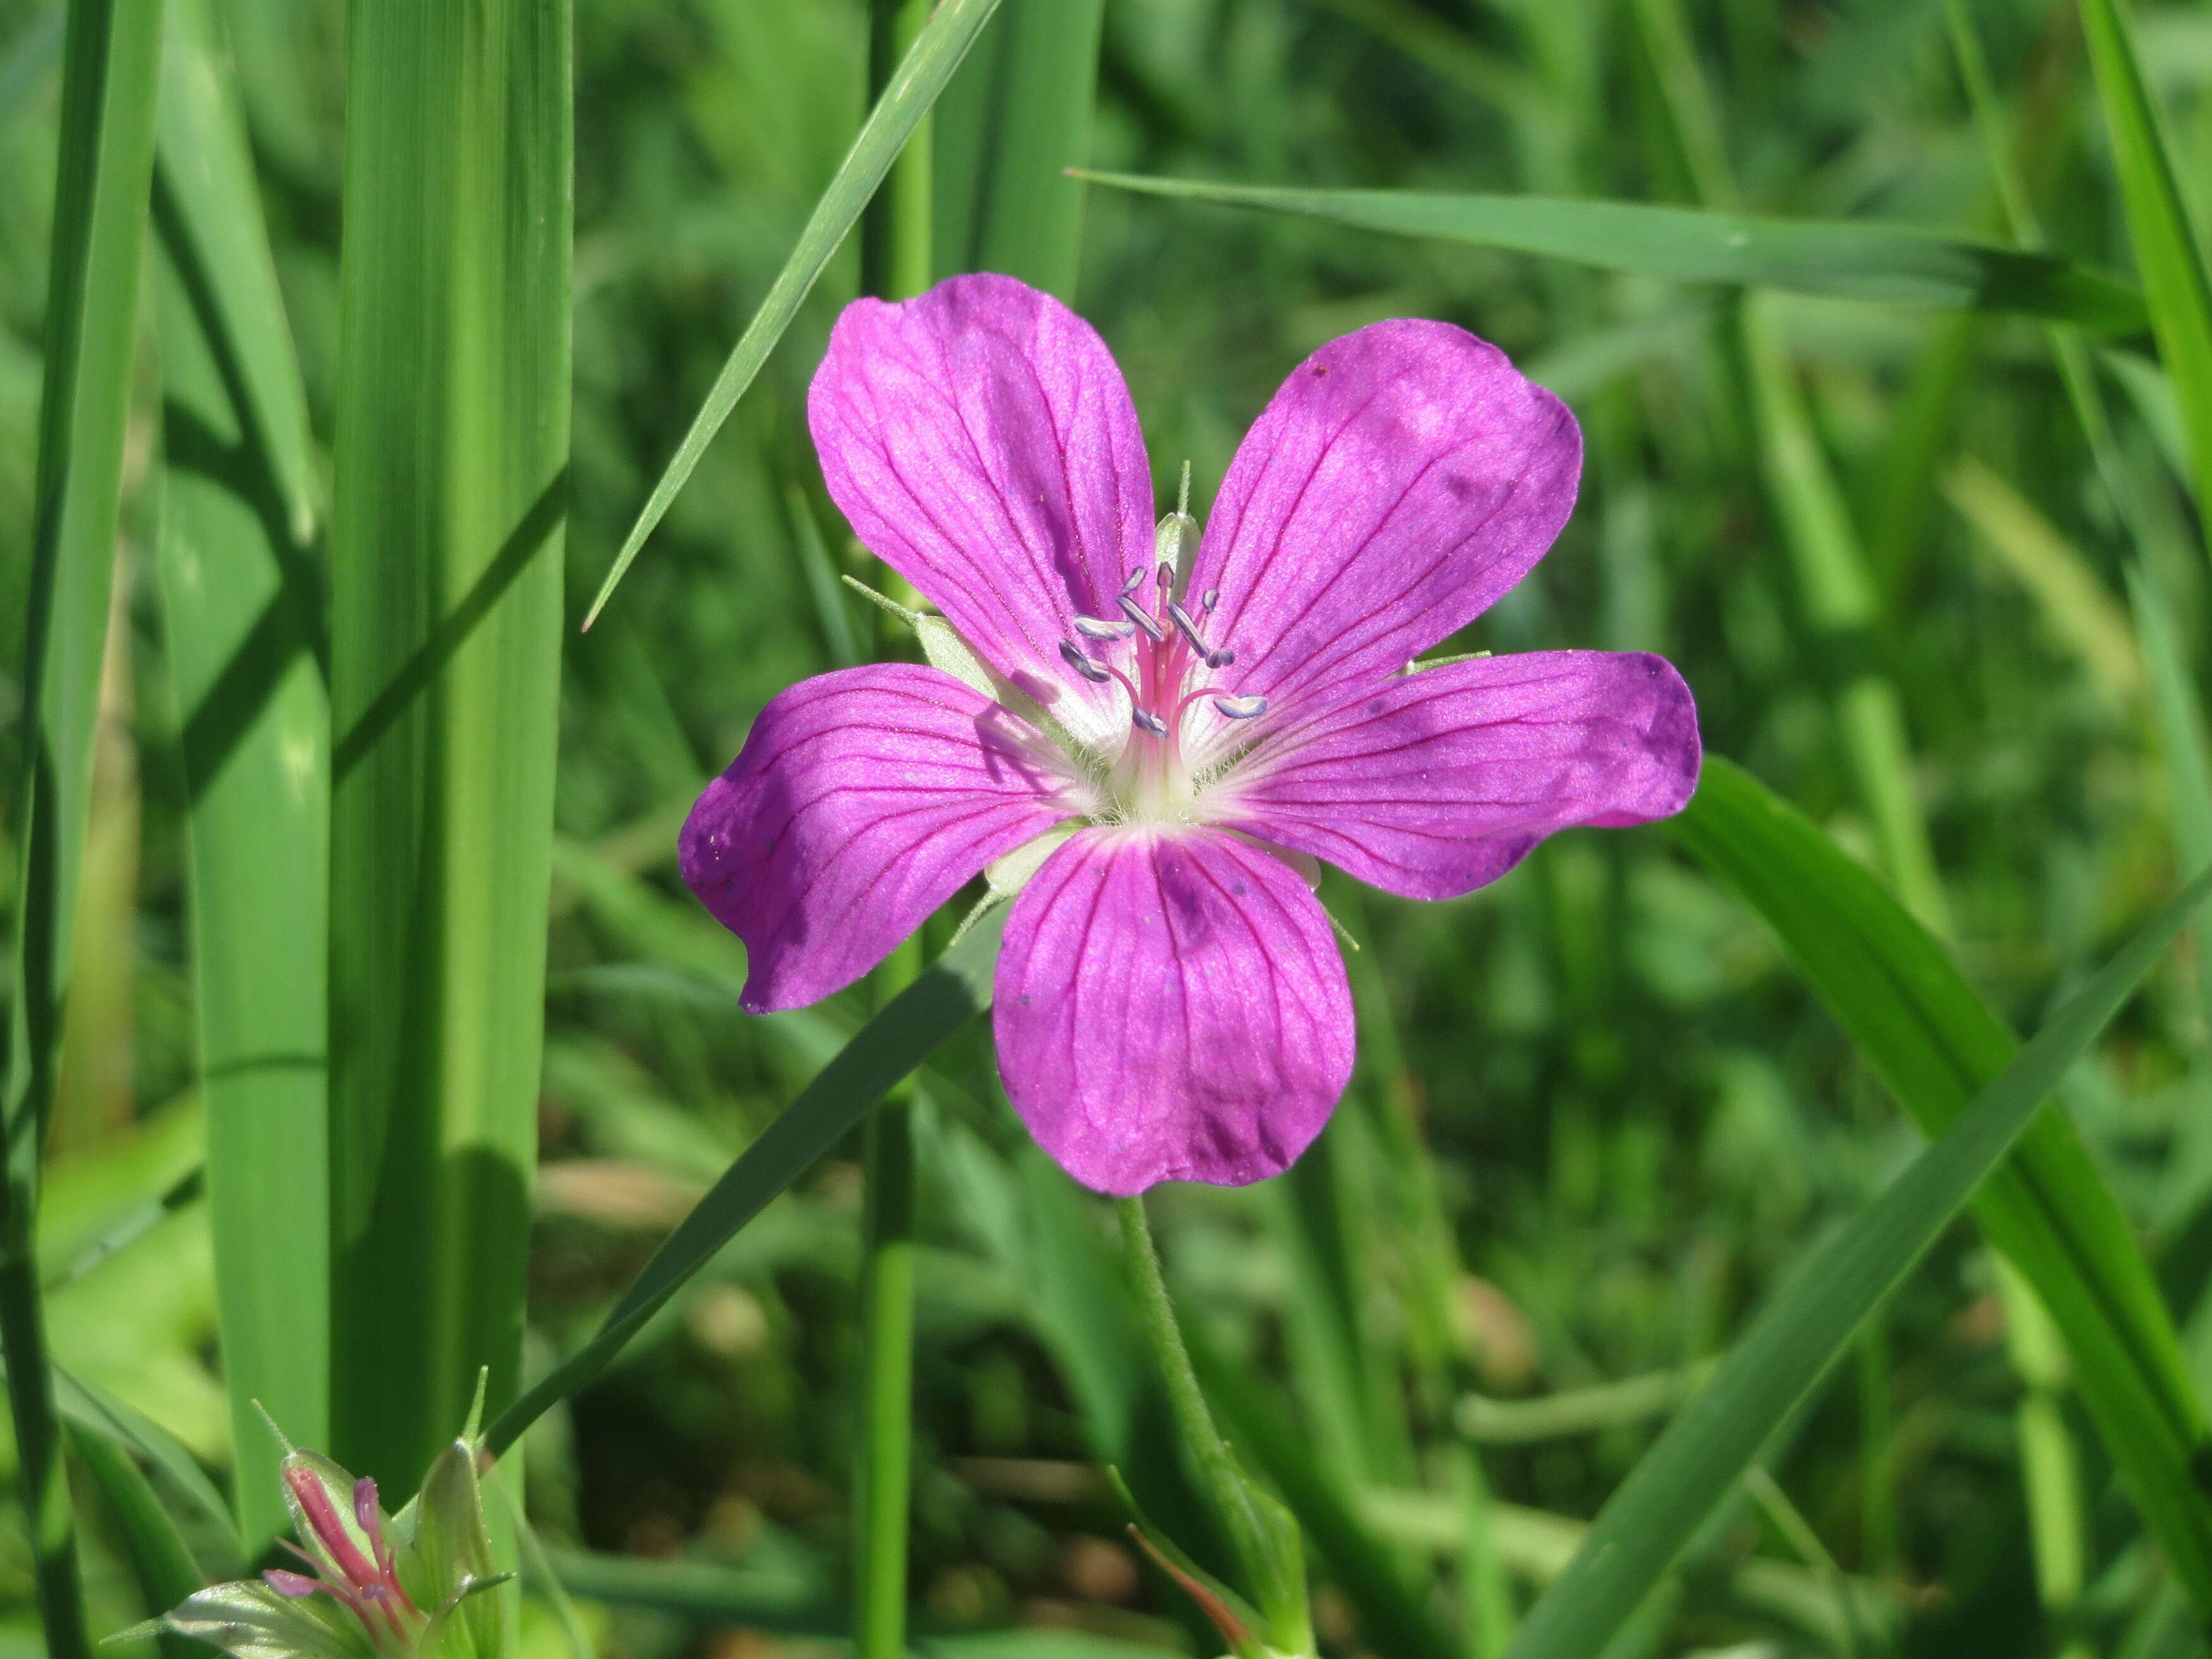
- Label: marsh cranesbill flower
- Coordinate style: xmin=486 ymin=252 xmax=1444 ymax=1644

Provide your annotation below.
xmin=681 ymin=274 xmax=1700 ymax=1195
xmin=127 ymin=1431 xmax=507 ymax=1659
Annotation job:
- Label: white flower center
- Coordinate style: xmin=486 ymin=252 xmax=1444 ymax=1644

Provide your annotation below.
xmin=1054 ymin=507 xmax=1267 ymax=828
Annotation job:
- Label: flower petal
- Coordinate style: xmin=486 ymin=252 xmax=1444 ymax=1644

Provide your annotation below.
xmin=1215 ymin=650 xmax=1699 ymax=899
xmin=681 ymin=664 xmax=1089 ymax=1012
xmin=994 ymin=827 xmax=1354 ymax=1194
xmin=808 ymin=274 xmax=1153 ymax=750
xmin=1188 ymin=319 xmax=1579 ymax=720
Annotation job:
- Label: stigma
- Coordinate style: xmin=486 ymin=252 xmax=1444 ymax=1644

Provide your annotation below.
xmin=1058 ymin=497 xmax=1267 ymax=762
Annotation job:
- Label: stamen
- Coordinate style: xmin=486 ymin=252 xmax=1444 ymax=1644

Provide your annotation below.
xmin=1132 ymin=708 xmax=1170 ymax=738
xmin=1167 ymin=599 xmax=1210 ymax=656
xmin=1121 ymin=566 xmax=1148 ymax=595
xmin=1117 ymin=591 xmax=1166 ymax=641
xmin=1201 ymin=588 xmax=1219 ymax=610
xmin=1212 ymin=694 xmax=1268 ymax=720
xmin=1073 ymin=614 xmax=1135 ymax=640
xmin=1059 ymin=639 xmax=1112 ymax=684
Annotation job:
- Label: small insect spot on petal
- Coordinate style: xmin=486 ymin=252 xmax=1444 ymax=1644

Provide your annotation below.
xmin=1231 ymin=881 xmax=1248 ymax=896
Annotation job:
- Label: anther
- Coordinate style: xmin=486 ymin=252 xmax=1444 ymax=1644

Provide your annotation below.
xmin=1132 ymin=708 xmax=1170 ymax=737
xmin=1117 ymin=591 xmax=1166 ymax=641
xmin=1202 ymin=588 xmax=1219 ymax=610
xmin=1074 ymin=614 xmax=1135 ymax=640
xmin=1212 ymin=694 xmax=1268 ymax=720
xmin=1121 ymin=566 xmax=1148 ymax=595
xmin=1207 ymin=647 xmax=1236 ymax=669
xmin=1168 ymin=599 xmax=1210 ymax=655
xmin=1059 ymin=639 xmax=1112 ymax=683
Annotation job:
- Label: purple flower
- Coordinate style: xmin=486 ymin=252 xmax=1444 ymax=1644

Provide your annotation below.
xmin=681 ymin=274 xmax=1700 ymax=1195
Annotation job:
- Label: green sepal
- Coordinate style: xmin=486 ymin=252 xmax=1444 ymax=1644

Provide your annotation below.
xmin=130 ymin=1581 xmax=377 ymax=1659
xmin=408 ymin=1441 xmax=502 ymax=1659
xmin=1104 ymin=1466 xmax=1271 ymax=1656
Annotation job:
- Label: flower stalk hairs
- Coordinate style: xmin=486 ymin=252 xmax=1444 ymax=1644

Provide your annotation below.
xmin=682 ymin=274 xmax=1701 ymax=1194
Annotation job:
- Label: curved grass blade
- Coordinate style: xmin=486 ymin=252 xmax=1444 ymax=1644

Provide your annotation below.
xmin=152 ymin=0 xmax=329 ymax=1549
xmin=67 ymin=1422 xmax=202 ymax=1657
xmin=484 ymin=911 xmax=1007 ymax=1457
xmin=1073 ymin=173 xmax=2149 ymax=334
xmin=582 ymin=0 xmax=1004 ymax=629
xmin=2079 ymin=0 xmax=2212 ymax=546
xmin=4 ymin=3 xmax=167 ymax=1654
xmin=52 ymin=1367 xmax=234 ymax=1552
xmin=1502 ymin=853 xmax=2212 ymax=1658
xmin=1671 ymin=758 xmax=2212 ymax=1615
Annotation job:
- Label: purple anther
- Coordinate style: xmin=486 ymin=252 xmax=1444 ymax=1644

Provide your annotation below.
xmin=1212 ymin=694 xmax=1268 ymax=720
xmin=1206 ymin=647 xmax=1236 ymax=669
xmin=264 ymin=1570 xmax=320 ymax=1599
xmin=1059 ymin=640 xmax=1113 ymax=684
xmin=1121 ymin=566 xmax=1148 ymax=595
xmin=1117 ymin=592 xmax=1166 ymax=641
xmin=1168 ymin=600 xmax=1210 ymax=655
xmin=1132 ymin=708 xmax=1170 ymax=737
xmin=1073 ymin=614 xmax=1135 ymax=641
xmin=1201 ymin=588 xmax=1219 ymax=610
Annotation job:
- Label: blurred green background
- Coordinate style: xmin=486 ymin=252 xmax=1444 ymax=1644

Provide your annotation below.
xmin=3 ymin=0 xmax=2212 ymax=1653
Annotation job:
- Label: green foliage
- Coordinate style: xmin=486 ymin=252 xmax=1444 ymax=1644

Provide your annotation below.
xmin=6 ymin=1 xmax=2212 ymax=1655
xmin=324 ymin=0 xmax=571 ymax=1495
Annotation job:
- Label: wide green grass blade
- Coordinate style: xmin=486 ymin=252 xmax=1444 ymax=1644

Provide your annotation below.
xmin=1502 ymin=854 xmax=2212 ymax=1659
xmin=4 ymin=2 xmax=166 ymax=1653
xmin=932 ymin=0 xmax=1105 ymax=299
xmin=583 ymin=0 xmax=1004 ymax=629
xmin=1671 ymin=758 xmax=2212 ymax=1613
xmin=2079 ymin=0 xmax=2212 ymax=550
xmin=150 ymin=0 xmax=327 ymax=1550
xmin=1074 ymin=173 xmax=2149 ymax=332
xmin=327 ymin=0 xmax=571 ymax=1493
xmin=485 ymin=912 xmax=1006 ymax=1458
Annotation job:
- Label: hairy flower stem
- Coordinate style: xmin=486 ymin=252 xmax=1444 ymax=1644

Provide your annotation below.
xmin=1114 ymin=1196 xmax=1313 ymax=1656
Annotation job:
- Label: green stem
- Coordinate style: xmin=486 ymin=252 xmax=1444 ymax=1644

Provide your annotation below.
xmin=854 ymin=1087 xmax=917 ymax=1659
xmin=851 ymin=13 xmax=933 ymax=1647
xmin=1115 ymin=1195 xmax=1310 ymax=1652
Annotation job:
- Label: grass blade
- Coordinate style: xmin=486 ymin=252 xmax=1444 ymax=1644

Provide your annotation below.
xmin=68 ymin=1422 xmax=201 ymax=1655
xmin=3 ymin=1 xmax=167 ymax=1653
xmin=150 ymin=0 xmax=327 ymax=1548
xmin=327 ymin=0 xmax=570 ymax=1491
xmin=932 ymin=0 xmax=1105 ymax=300
xmin=1502 ymin=854 xmax=2212 ymax=1658
xmin=1073 ymin=173 xmax=2149 ymax=332
xmin=1671 ymin=758 xmax=2212 ymax=1613
xmin=2079 ymin=0 xmax=2212 ymax=550
xmin=583 ymin=0 xmax=1004 ymax=629
xmin=485 ymin=912 xmax=1007 ymax=1458
xmin=53 ymin=1366 xmax=234 ymax=1550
